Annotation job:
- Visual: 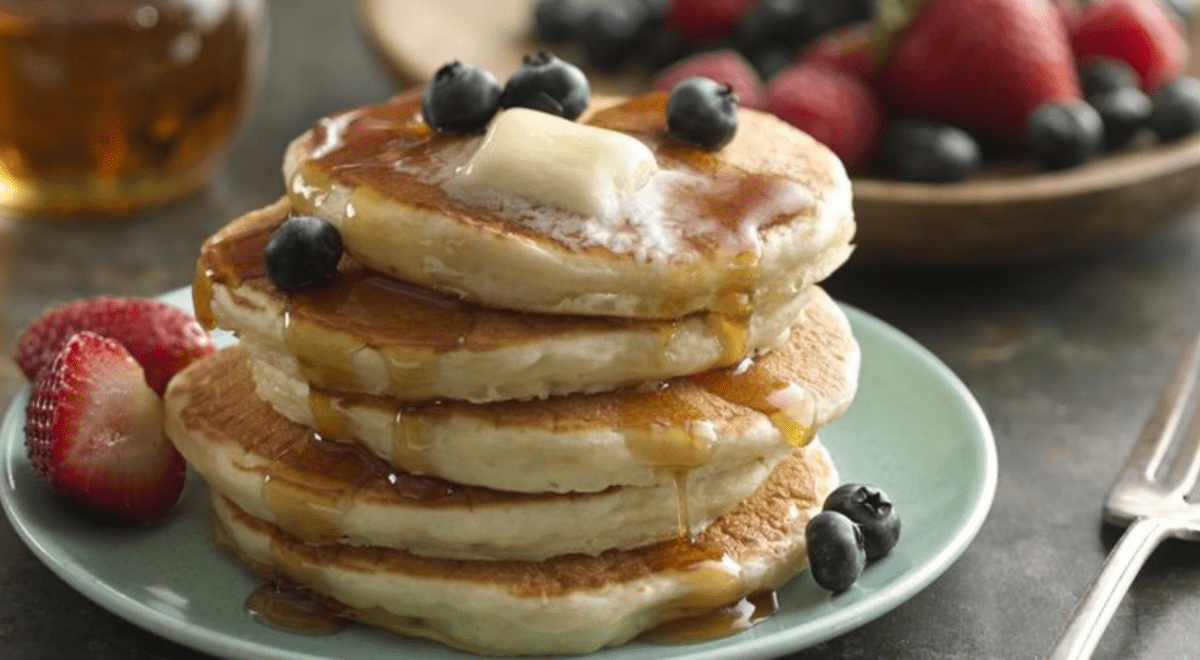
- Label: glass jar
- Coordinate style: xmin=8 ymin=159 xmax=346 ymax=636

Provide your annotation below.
xmin=0 ymin=0 xmax=268 ymax=216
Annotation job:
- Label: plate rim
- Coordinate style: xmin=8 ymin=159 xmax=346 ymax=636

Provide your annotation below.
xmin=0 ymin=288 xmax=997 ymax=660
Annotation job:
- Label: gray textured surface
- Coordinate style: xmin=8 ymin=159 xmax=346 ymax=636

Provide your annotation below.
xmin=2 ymin=1 xmax=1200 ymax=658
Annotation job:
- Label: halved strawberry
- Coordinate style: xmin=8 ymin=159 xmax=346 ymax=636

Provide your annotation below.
xmin=24 ymin=331 xmax=185 ymax=522
xmin=14 ymin=297 xmax=215 ymax=396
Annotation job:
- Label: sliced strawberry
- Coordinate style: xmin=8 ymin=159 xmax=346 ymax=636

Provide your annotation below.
xmin=666 ymin=0 xmax=759 ymax=41
xmin=24 ymin=331 xmax=184 ymax=522
xmin=767 ymin=63 xmax=884 ymax=170
xmin=1072 ymin=0 xmax=1189 ymax=93
xmin=652 ymin=50 xmax=767 ymax=110
xmin=14 ymin=297 xmax=215 ymax=396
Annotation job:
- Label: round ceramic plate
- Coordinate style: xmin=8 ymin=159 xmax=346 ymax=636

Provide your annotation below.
xmin=1 ymin=287 xmax=995 ymax=660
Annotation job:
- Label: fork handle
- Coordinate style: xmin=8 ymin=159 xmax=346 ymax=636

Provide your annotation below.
xmin=1045 ymin=517 xmax=1172 ymax=660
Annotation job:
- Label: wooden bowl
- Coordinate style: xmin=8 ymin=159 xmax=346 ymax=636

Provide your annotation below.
xmin=357 ymin=0 xmax=1200 ymax=265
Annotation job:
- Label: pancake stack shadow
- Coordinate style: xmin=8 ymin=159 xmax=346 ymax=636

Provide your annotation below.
xmin=163 ymin=90 xmax=862 ymax=656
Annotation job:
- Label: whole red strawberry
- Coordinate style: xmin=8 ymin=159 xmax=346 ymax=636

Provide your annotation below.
xmin=652 ymin=50 xmax=768 ymax=110
xmin=767 ymin=63 xmax=884 ymax=170
xmin=14 ymin=297 xmax=214 ymax=396
xmin=666 ymin=0 xmax=759 ymax=41
xmin=796 ymin=22 xmax=879 ymax=90
xmin=24 ymin=331 xmax=185 ymax=522
xmin=882 ymin=0 xmax=1082 ymax=145
xmin=1071 ymin=0 xmax=1188 ymax=93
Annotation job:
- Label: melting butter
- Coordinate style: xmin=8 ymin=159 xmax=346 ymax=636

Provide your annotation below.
xmin=445 ymin=107 xmax=658 ymax=219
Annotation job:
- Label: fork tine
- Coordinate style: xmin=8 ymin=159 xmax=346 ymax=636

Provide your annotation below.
xmin=1118 ymin=327 xmax=1200 ymax=485
xmin=1161 ymin=399 xmax=1200 ymax=497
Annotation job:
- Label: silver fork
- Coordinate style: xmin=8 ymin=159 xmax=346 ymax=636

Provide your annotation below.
xmin=1046 ymin=327 xmax=1200 ymax=660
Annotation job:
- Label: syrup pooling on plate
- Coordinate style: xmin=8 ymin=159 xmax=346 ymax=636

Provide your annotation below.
xmin=245 ymin=582 xmax=347 ymax=636
xmin=640 ymin=590 xmax=779 ymax=644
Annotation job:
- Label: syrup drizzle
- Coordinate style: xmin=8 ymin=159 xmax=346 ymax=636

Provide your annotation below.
xmin=245 ymin=582 xmax=347 ymax=636
xmin=639 ymin=590 xmax=779 ymax=644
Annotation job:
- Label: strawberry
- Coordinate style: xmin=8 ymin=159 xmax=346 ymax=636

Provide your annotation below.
xmin=652 ymin=49 xmax=768 ymax=110
xmin=767 ymin=63 xmax=884 ymax=170
xmin=1053 ymin=0 xmax=1083 ymax=32
xmin=881 ymin=0 xmax=1081 ymax=145
xmin=1071 ymin=0 xmax=1189 ymax=93
xmin=666 ymin=0 xmax=759 ymax=41
xmin=795 ymin=22 xmax=879 ymax=89
xmin=14 ymin=297 xmax=214 ymax=396
xmin=24 ymin=331 xmax=185 ymax=522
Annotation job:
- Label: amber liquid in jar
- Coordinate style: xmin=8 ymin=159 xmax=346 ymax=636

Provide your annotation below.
xmin=0 ymin=0 xmax=264 ymax=215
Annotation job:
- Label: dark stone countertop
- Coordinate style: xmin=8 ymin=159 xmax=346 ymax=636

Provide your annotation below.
xmin=2 ymin=2 xmax=1199 ymax=659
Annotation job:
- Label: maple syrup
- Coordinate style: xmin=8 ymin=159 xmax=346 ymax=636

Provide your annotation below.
xmin=640 ymin=590 xmax=779 ymax=644
xmin=245 ymin=582 xmax=346 ymax=636
xmin=0 ymin=0 xmax=266 ymax=215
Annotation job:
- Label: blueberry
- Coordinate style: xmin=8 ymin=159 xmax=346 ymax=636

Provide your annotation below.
xmin=533 ymin=0 xmax=587 ymax=42
xmin=823 ymin=484 xmax=901 ymax=561
xmin=885 ymin=119 xmax=980 ymax=183
xmin=1089 ymin=86 xmax=1152 ymax=149
xmin=580 ymin=1 xmax=657 ymax=70
xmin=1025 ymin=101 xmax=1104 ymax=169
xmin=747 ymin=46 xmax=796 ymax=82
xmin=734 ymin=0 xmax=810 ymax=54
xmin=645 ymin=25 xmax=693 ymax=71
xmin=500 ymin=52 xmax=590 ymax=120
xmin=264 ymin=215 xmax=344 ymax=292
xmin=421 ymin=61 xmax=502 ymax=132
xmin=806 ymin=0 xmax=877 ymax=37
xmin=666 ymin=77 xmax=738 ymax=149
xmin=1079 ymin=57 xmax=1139 ymax=98
xmin=1149 ymin=76 xmax=1200 ymax=141
xmin=805 ymin=511 xmax=866 ymax=592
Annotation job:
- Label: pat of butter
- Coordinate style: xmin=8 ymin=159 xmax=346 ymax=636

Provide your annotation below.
xmin=446 ymin=107 xmax=658 ymax=219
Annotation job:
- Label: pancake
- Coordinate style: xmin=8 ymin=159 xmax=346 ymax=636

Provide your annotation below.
xmin=241 ymin=286 xmax=859 ymax=494
xmin=164 ymin=347 xmax=795 ymax=560
xmin=281 ymin=91 xmax=855 ymax=319
xmin=209 ymin=439 xmax=837 ymax=656
xmin=196 ymin=197 xmax=815 ymax=403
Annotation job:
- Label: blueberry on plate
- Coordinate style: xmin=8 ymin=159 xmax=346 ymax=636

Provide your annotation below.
xmin=1089 ymin=86 xmax=1152 ymax=149
xmin=733 ymin=0 xmax=810 ymax=54
xmin=666 ymin=77 xmax=738 ymax=149
xmin=532 ymin=0 xmax=587 ymax=43
xmin=1079 ymin=57 xmax=1139 ymax=98
xmin=1149 ymin=76 xmax=1200 ymax=142
xmin=421 ymin=61 xmax=502 ymax=132
xmin=500 ymin=52 xmax=590 ymax=120
xmin=264 ymin=215 xmax=344 ymax=292
xmin=580 ymin=1 xmax=657 ymax=70
xmin=823 ymin=483 xmax=901 ymax=561
xmin=1025 ymin=101 xmax=1104 ymax=169
xmin=805 ymin=510 xmax=866 ymax=593
xmin=885 ymin=119 xmax=980 ymax=183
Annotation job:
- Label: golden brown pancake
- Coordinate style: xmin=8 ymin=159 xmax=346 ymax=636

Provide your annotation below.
xmin=239 ymin=285 xmax=858 ymax=494
xmin=165 ymin=347 xmax=795 ymax=560
xmin=194 ymin=198 xmax=818 ymax=403
xmin=209 ymin=437 xmax=837 ymax=656
xmin=281 ymin=91 xmax=855 ymax=318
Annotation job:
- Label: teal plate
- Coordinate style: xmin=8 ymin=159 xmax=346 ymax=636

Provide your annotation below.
xmin=1 ymin=287 xmax=996 ymax=660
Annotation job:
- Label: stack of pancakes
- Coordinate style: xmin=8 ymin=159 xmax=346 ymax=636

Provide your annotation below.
xmin=163 ymin=90 xmax=860 ymax=656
